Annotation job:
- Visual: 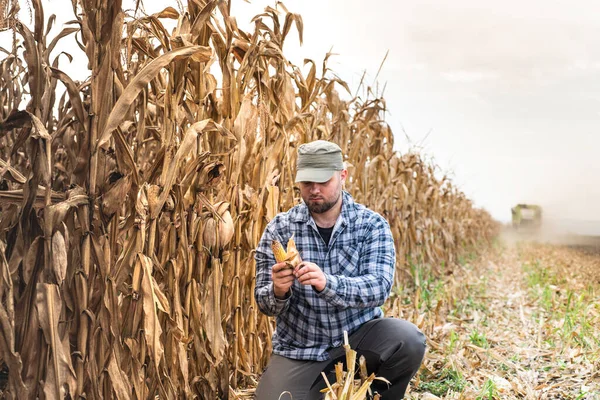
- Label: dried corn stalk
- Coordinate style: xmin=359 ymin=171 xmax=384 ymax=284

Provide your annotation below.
xmin=0 ymin=0 xmax=498 ymax=398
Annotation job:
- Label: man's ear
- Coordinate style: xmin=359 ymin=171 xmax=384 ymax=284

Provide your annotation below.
xmin=340 ymin=169 xmax=348 ymax=185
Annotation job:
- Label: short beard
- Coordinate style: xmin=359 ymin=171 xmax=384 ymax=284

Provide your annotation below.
xmin=307 ymin=191 xmax=341 ymax=214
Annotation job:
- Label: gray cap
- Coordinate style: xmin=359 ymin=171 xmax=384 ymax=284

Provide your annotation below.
xmin=295 ymin=140 xmax=344 ymax=183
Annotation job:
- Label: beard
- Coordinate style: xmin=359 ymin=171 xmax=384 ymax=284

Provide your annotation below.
xmin=306 ymin=191 xmax=341 ymax=214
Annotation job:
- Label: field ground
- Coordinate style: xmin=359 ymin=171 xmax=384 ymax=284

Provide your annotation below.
xmin=1 ymin=232 xmax=594 ymax=398
xmin=233 ymin=231 xmax=599 ymax=399
xmin=404 ymin=231 xmax=600 ymax=400
xmin=5 ymin=228 xmax=594 ymax=398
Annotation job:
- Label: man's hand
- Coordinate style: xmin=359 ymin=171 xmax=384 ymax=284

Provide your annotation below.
xmin=272 ymin=262 xmax=294 ymax=299
xmin=294 ymin=261 xmax=327 ymax=292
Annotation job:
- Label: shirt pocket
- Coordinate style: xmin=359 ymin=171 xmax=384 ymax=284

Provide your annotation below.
xmin=331 ymin=240 xmax=361 ymax=276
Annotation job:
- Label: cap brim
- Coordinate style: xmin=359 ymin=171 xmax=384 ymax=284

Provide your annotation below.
xmin=295 ymin=168 xmax=336 ymax=183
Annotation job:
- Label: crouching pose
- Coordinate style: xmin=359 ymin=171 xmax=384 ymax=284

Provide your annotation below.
xmin=254 ymin=140 xmax=426 ymax=399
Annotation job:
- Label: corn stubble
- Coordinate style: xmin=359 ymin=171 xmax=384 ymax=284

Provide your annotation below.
xmin=319 ymin=332 xmax=390 ymax=400
xmin=0 ymin=0 xmax=498 ymax=398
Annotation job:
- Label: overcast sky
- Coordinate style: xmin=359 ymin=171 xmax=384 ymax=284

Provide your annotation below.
xmin=228 ymin=0 xmax=600 ymax=230
xmin=4 ymin=0 xmax=599 ymax=232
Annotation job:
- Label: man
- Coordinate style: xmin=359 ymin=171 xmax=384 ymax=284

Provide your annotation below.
xmin=254 ymin=140 xmax=426 ymax=399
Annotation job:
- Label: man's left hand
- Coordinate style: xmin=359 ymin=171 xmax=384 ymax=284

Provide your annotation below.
xmin=294 ymin=262 xmax=327 ymax=292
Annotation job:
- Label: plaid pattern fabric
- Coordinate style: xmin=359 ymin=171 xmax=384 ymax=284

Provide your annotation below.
xmin=254 ymin=191 xmax=396 ymax=361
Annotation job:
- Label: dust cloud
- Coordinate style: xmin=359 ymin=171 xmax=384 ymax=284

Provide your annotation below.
xmin=500 ymin=222 xmax=600 ymax=256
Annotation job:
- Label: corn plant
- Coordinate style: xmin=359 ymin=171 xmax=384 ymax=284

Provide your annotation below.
xmin=0 ymin=0 xmax=498 ymax=398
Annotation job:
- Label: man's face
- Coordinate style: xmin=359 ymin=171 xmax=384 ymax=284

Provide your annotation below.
xmin=298 ymin=170 xmax=347 ymax=214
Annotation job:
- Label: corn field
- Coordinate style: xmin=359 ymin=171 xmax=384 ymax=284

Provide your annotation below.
xmin=0 ymin=0 xmax=498 ymax=398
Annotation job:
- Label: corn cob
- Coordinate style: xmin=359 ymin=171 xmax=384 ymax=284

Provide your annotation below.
xmin=271 ymin=240 xmax=288 ymax=263
xmin=271 ymin=236 xmax=302 ymax=267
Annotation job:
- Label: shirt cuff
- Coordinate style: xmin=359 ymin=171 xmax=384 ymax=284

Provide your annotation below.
xmin=269 ymin=284 xmax=292 ymax=308
xmin=315 ymin=273 xmax=339 ymax=301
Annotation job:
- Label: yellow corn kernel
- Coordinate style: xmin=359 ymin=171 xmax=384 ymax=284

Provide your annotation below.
xmin=271 ymin=240 xmax=288 ymax=263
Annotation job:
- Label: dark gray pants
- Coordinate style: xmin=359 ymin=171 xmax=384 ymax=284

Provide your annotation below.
xmin=255 ymin=318 xmax=426 ymax=400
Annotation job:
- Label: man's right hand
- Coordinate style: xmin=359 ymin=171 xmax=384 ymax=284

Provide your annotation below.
xmin=272 ymin=262 xmax=295 ymax=299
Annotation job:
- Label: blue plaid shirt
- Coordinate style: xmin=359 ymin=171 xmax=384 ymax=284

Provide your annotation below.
xmin=254 ymin=191 xmax=396 ymax=361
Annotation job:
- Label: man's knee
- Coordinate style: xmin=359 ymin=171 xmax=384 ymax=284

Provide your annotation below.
xmin=388 ymin=319 xmax=426 ymax=361
xmin=373 ymin=318 xmax=426 ymax=343
xmin=362 ymin=318 xmax=426 ymax=366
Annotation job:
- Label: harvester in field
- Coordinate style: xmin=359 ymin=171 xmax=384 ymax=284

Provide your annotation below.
xmin=511 ymin=204 xmax=542 ymax=231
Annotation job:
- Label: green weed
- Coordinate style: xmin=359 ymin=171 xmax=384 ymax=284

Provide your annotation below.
xmin=476 ymin=378 xmax=498 ymax=400
xmin=418 ymin=368 xmax=467 ymax=396
xmin=469 ymin=329 xmax=489 ymax=348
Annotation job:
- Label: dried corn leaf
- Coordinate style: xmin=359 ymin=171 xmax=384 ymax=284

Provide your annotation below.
xmin=51 ymin=231 xmax=67 ymax=283
xmin=139 ymin=254 xmax=164 ymax=367
xmin=36 ymin=283 xmax=76 ymax=399
xmin=107 ymin=348 xmax=133 ymax=400
xmin=98 ymin=45 xmax=213 ymax=149
xmin=202 ymin=257 xmax=226 ymax=365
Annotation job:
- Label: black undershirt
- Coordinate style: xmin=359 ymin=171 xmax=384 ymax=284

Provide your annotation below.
xmin=316 ymin=225 xmax=334 ymax=246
